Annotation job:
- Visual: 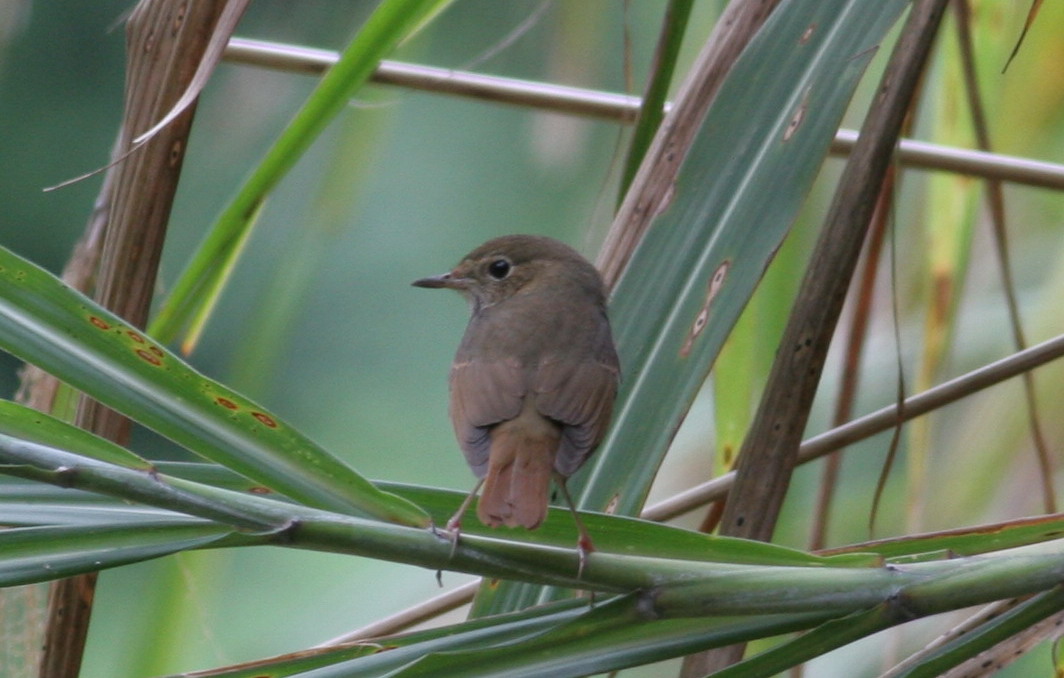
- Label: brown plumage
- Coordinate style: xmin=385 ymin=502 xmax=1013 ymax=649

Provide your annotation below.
xmin=413 ymin=235 xmax=619 ymax=531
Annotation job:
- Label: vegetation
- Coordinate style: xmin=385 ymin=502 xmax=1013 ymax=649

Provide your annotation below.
xmin=0 ymin=1 xmax=1061 ymax=676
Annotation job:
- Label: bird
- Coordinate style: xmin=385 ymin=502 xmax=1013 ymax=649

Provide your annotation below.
xmin=413 ymin=234 xmax=619 ymax=562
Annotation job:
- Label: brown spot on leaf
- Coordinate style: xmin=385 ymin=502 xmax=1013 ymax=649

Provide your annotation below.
xmin=89 ymin=316 xmax=110 ymax=330
xmin=248 ymin=486 xmax=273 ymax=495
xmin=721 ymin=443 xmax=735 ymax=467
xmin=136 ymin=349 xmax=162 ymax=366
xmin=126 ymin=330 xmax=146 ymax=343
xmin=216 ymin=397 xmax=239 ymax=410
xmin=784 ymin=88 xmax=811 ymax=142
xmin=252 ymin=412 xmax=278 ymax=428
xmin=169 ymin=139 xmax=184 ymax=167
xmin=680 ymin=260 xmax=730 ymax=357
xmin=172 ymin=1 xmax=187 ymax=35
xmin=603 ymin=494 xmax=620 ymax=515
xmin=799 ymin=23 xmax=816 ymax=44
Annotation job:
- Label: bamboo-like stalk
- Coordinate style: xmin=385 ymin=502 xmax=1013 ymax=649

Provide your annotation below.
xmin=223 ymin=36 xmax=1064 ymax=190
xmin=35 ymin=3 xmax=238 ymax=676
xmin=309 ymin=331 xmax=1064 ymax=642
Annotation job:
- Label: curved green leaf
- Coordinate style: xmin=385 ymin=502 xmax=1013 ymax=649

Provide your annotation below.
xmin=148 ymin=0 xmax=454 ymax=350
xmin=887 ymin=587 xmax=1064 ymax=678
xmin=0 ymin=399 xmax=150 ymax=470
xmin=0 ymin=247 xmax=428 ymax=526
xmin=823 ymin=513 xmax=1064 ymax=563
xmin=385 ymin=482 xmax=874 ymax=567
xmin=0 ymin=521 xmax=231 ymax=587
xmin=339 ymin=596 xmax=832 ymax=678
xmin=618 ymin=0 xmax=696 ymax=197
xmin=593 ymin=0 xmax=908 ymax=532
xmin=158 ymin=599 xmax=591 ymax=678
xmin=713 ymin=605 xmax=899 ymax=678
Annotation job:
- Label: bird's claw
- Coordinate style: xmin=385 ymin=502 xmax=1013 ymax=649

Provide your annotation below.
xmin=444 ymin=515 xmax=463 ymax=559
xmin=576 ymin=534 xmax=595 ymax=579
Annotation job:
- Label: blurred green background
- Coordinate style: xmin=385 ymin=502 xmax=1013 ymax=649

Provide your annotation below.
xmin=1 ymin=1 xmax=1062 ymax=676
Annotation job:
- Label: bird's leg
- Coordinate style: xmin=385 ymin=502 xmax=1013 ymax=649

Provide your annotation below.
xmin=554 ymin=474 xmax=595 ymax=579
xmin=444 ymin=479 xmax=484 ymax=558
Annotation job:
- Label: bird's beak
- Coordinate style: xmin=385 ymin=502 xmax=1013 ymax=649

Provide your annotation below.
xmin=412 ymin=271 xmax=464 ymax=289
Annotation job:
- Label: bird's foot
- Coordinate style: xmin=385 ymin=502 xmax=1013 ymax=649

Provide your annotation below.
xmin=443 ymin=514 xmax=464 ymax=559
xmin=576 ymin=533 xmax=595 ymax=579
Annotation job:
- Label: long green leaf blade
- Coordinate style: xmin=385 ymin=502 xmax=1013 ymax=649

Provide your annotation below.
xmin=0 ymin=246 xmax=428 ymax=526
xmin=148 ymin=0 xmax=453 ymax=350
xmin=0 ymin=399 xmax=151 ymax=470
xmin=595 ymin=0 xmax=909 ymax=524
xmin=618 ymin=0 xmax=696 ymax=197
xmin=370 ymin=595 xmax=832 ymax=678
xmin=482 ymin=0 xmax=910 ymax=615
xmin=0 ymin=522 xmax=231 ymax=587
xmin=159 ymin=599 xmax=591 ymax=678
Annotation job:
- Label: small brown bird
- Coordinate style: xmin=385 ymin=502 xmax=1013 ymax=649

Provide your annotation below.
xmin=413 ymin=235 xmax=619 ymax=548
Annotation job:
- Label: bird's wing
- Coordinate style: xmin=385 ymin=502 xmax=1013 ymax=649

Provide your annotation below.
xmin=534 ymin=353 xmax=619 ymax=477
xmin=449 ymin=358 xmax=525 ymax=477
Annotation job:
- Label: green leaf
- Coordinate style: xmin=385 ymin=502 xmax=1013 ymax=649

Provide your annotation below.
xmin=0 ymin=521 xmax=231 ymax=587
xmin=0 ymin=251 xmax=429 ymax=526
xmin=712 ymin=605 xmax=899 ymax=678
xmin=618 ymin=0 xmax=696 ymax=197
xmin=483 ymin=0 xmax=911 ymax=614
xmin=0 ymin=399 xmax=151 ymax=470
xmin=0 ymin=485 xmax=188 ymax=526
xmin=140 ymin=463 xmax=871 ymax=566
xmin=823 ymin=513 xmax=1064 ymax=562
xmin=0 ymin=432 xmax=870 ymax=593
xmin=157 ymin=598 xmax=591 ymax=678
xmin=387 ymin=482 xmax=873 ymax=567
xmin=886 ymin=586 xmax=1064 ymax=678
xmin=148 ymin=0 xmax=454 ymax=350
xmin=594 ymin=0 xmax=908 ymax=532
xmin=366 ymin=595 xmax=832 ymax=678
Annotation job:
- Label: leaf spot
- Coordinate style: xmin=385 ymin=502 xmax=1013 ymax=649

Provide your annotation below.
xmin=215 ymin=397 xmax=239 ymax=410
xmin=136 ymin=349 xmax=162 ymax=366
xmin=680 ymin=260 xmax=730 ymax=357
xmin=783 ymin=87 xmax=811 ymax=142
xmin=252 ymin=412 xmax=278 ymax=428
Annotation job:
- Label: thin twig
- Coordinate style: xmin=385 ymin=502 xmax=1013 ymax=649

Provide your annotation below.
xmin=645 ymin=331 xmax=1064 ymax=520
xmin=222 ymin=37 xmax=1064 ymax=190
xmin=954 ymin=0 xmax=1055 ymax=513
xmin=321 ymin=580 xmax=480 ymax=644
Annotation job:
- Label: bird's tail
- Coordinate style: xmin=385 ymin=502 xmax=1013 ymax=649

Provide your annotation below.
xmin=478 ymin=409 xmax=558 ymax=530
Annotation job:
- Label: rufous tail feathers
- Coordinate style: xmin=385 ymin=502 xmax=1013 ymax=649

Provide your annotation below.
xmin=478 ymin=403 xmax=559 ymax=529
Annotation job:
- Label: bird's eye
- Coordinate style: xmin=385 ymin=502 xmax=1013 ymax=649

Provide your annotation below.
xmin=487 ymin=259 xmax=511 ymax=280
